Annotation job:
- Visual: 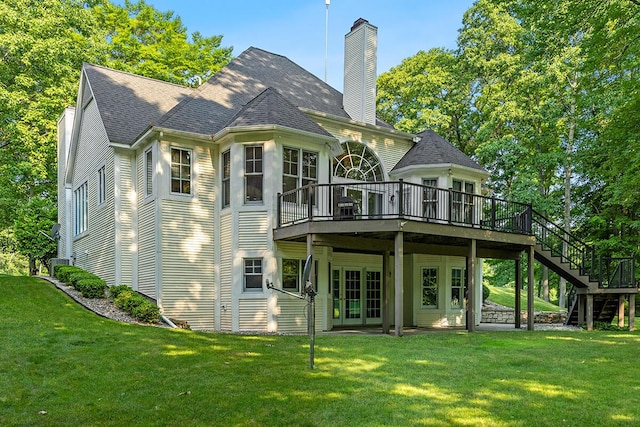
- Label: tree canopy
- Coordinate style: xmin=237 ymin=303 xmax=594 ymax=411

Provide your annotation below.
xmin=0 ymin=0 xmax=232 ymax=273
xmin=377 ymin=0 xmax=640 ymax=302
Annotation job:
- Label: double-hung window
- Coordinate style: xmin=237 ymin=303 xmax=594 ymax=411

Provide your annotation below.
xmin=74 ymin=182 xmax=88 ymax=236
xmin=452 ymin=180 xmax=474 ymax=224
xmin=222 ymin=150 xmax=230 ymax=208
xmin=422 ymin=178 xmax=438 ymax=219
xmin=245 ymin=145 xmax=263 ymax=202
xmin=97 ymin=166 xmax=106 ymax=205
xmin=283 ymin=147 xmax=317 ymax=203
xmin=171 ymin=148 xmax=192 ymax=195
xmin=145 ymin=148 xmax=154 ymax=197
xmin=451 ymin=268 xmax=466 ymax=309
xmin=421 ymin=267 xmax=438 ymax=308
xmin=282 ymin=258 xmax=300 ymax=291
xmin=244 ymin=258 xmax=263 ymax=291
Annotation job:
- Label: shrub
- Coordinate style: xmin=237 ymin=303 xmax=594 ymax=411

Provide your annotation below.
xmin=109 ymin=284 xmax=132 ymax=299
xmin=75 ymin=278 xmax=107 ymax=299
xmin=69 ymin=272 xmax=99 ymax=287
xmin=482 ymin=284 xmax=491 ymax=302
xmin=55 ymin=265 xmax=84 ymax=283
xmin=131 ymin=300 xmax=160 ymax=323
xmin=114 ymin=288 xmax=160 ymax=323
xmin=114 ymin=290 xmax=144 ymax=313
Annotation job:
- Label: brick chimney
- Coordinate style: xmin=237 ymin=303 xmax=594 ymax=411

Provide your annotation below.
xmin=343 ymin=18 xmax=377 ymax=125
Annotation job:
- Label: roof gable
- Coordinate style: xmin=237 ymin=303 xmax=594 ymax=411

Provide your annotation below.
xmin=82 ymin=63 xmax=192 ymax=144
xmin=392 ymin=129 xmax=485 ymax=172
xmin=223 ymin=87 xmax=333 ymax=138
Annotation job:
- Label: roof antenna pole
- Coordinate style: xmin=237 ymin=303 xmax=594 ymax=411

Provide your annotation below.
xmin=324 ymin=0 xmax=330 ymax=82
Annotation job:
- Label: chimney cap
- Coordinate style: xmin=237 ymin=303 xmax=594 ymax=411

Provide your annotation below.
xmin=350 ymin=18 xmax=370 ymax=32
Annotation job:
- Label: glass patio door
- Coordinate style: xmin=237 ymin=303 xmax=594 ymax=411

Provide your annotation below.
xmin=332 ymin=268 xmax=382 ymax=326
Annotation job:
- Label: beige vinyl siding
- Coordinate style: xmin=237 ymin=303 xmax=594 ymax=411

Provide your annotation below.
xmin=277 ymin=299 xmax=307 ymax=332
xmin=137 ymin=201 xmax=156 ymax=297
xmin=116 ymin=151 xmax=134 ymax=285
xmin=136 ymin=144 xmax=157 ymax=298
xmin=219 ymin=214 xmax=232 ymax=331
xmin=159 ymin=198 xmax=215 ymax=329
xmin=158 ymin=143 xmax=216 ymax=330
xmin=70 ymin=99 xmax=115 ymax=284
xmin=238 ymin=299 xmax=268 ymax=332
xmin=276 ymin=298 xmax=325 ymax=333
xmin=238 ymin=211 xmax=268 ymax=251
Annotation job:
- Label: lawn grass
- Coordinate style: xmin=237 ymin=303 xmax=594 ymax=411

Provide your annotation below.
xmin=2 ymin=275 xmax=640 ymax=426
xmin=486 ymin=284 xmax=562 ymax=311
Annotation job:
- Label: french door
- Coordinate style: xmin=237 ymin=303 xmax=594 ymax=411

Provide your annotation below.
xmin=332 ymin=268 xmax=382 ymax=326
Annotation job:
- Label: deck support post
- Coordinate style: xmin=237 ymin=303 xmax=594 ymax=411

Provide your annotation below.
xmin=466 ymin=239 xmax=477 ymax=332
xmin=527 ymin=246 xmax=535 ymax=331
xmin=382 ymin=250 xmax=391 ymax=334
xmin=515 ymin=258 xmax=522 ymax=329
xmin=578 ymin=294 xmax=585 ymax=325
xmin=629 ymin=294 xmax=635 ymax=331
xmin=586 ymin=294 xmax=594 ymax=331
xmin=394 ymin=231 xmax=404 ymax=337
xmin=619 ymin=295 xmax=626 ymax=328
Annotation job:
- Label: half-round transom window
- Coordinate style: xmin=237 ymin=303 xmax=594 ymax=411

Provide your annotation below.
xmin=332 ymin=141 xmax=385 ymax=182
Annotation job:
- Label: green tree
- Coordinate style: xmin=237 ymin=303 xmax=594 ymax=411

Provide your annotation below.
xmin=0 ymin=0 xmax=233 ymax=274
xmin=93 ymin=0 xmax=233 ymax=86
xmin=13 ymin=198 xmax=58 ymax=275
xmin=0 ymin=0 xmax=105 ymax=274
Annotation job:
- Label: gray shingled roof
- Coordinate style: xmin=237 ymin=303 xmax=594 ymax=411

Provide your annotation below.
xmin=82 ymin=63 xmax=193 ymax=144
xmin=223 ymin=87 xmax=333 ymax=138
xmin=392 ymin=129 xmax=485 ymax=171
xmin=157 ymin=47 xmax=350 ymax=136
xmin=82 ymin=47 xmax=392 ymax=145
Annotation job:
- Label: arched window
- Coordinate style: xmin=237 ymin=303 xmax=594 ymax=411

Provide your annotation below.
xmin=332 ymin=141 xmax=384 ymax=182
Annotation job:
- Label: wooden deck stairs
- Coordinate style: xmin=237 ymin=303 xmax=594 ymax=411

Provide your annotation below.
xmin=531 ymin=211 xmax=637 ymax=328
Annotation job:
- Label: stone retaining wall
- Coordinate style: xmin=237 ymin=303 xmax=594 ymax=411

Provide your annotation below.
xmin=481 ymin=308 xmax=566 ymax=324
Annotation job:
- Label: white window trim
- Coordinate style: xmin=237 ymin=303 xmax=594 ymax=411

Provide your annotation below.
xmin=222 ymin=149 xmax=230 ymax=208
xmin=170 ymin=147 xmax=193 ymax=196
xmin=144 ymin=147 xmax=154 ymax=198
xmin=97 ymin=165 xmax=106 ymax=206
xmin=421 ymin=266 xmax=439 ymax=309
xmin=73 ymin=181 xmax=88 ymax=237
xmin=244 ymin=145 xmax=263 ymax=204
xmin=243 ymin=258 xmax=263 ymax=292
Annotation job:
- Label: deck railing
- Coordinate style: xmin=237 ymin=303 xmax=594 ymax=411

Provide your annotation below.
xmin=531 ymin=210 xmax=636 ymax=289
xmin=277 ymin=180 xmax=532 ymax=235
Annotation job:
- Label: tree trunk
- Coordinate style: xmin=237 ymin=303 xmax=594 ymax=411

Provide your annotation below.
xmin=560 ymin=73 xmax=577 ymax=309
xmin=29 ymin=257 xmax=36 ymax=276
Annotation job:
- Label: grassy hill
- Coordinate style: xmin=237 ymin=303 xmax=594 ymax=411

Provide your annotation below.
xmin=3 ymin=275 xmax=640 ymax=426
xmin=485 ymin=284 xmax=563 ymax=311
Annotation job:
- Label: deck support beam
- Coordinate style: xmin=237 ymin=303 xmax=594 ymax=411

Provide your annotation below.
xmin=382 ymin=250 xmax=391 ymax=334
xmin=527 ymin=246 xmax=535 ymax=331
xmin=466 ymin=239 xmax=477 ymax=332
xmin=394 ymin=231 xmax=404 ymax=337
xmin=619 ymin=295 xmax=626 ymax=328
xmin=515 ymin=258 xmax=522 ymax=329
xmin=629 ymin=294 xmax=635 ymax=331
xmin=586 ymin=294 xmax=594 ymax=330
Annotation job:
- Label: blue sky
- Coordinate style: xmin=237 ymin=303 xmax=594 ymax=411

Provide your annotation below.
xmin=123 ymin=0 xmax=475 ymax=90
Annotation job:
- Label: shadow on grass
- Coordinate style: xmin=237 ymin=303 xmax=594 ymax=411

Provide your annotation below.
xmin=1 ymin=276 xmax=639 ymax=426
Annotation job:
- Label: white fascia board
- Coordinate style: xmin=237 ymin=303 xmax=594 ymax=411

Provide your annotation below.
xmin=124 ymin=126 xmax=214 ymax=151
xmin=212 ymin=125 xmax=338 ymax=147
xmin=392 ymin=163 xmax=490 ymax=181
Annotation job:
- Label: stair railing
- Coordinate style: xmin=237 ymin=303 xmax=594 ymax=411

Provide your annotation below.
xmin=531 ymin=210 xmax=597 ymax=281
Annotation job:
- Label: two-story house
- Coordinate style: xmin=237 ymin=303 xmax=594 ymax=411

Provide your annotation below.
xmin=58 ymin=18 xmax=636 ymax=334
